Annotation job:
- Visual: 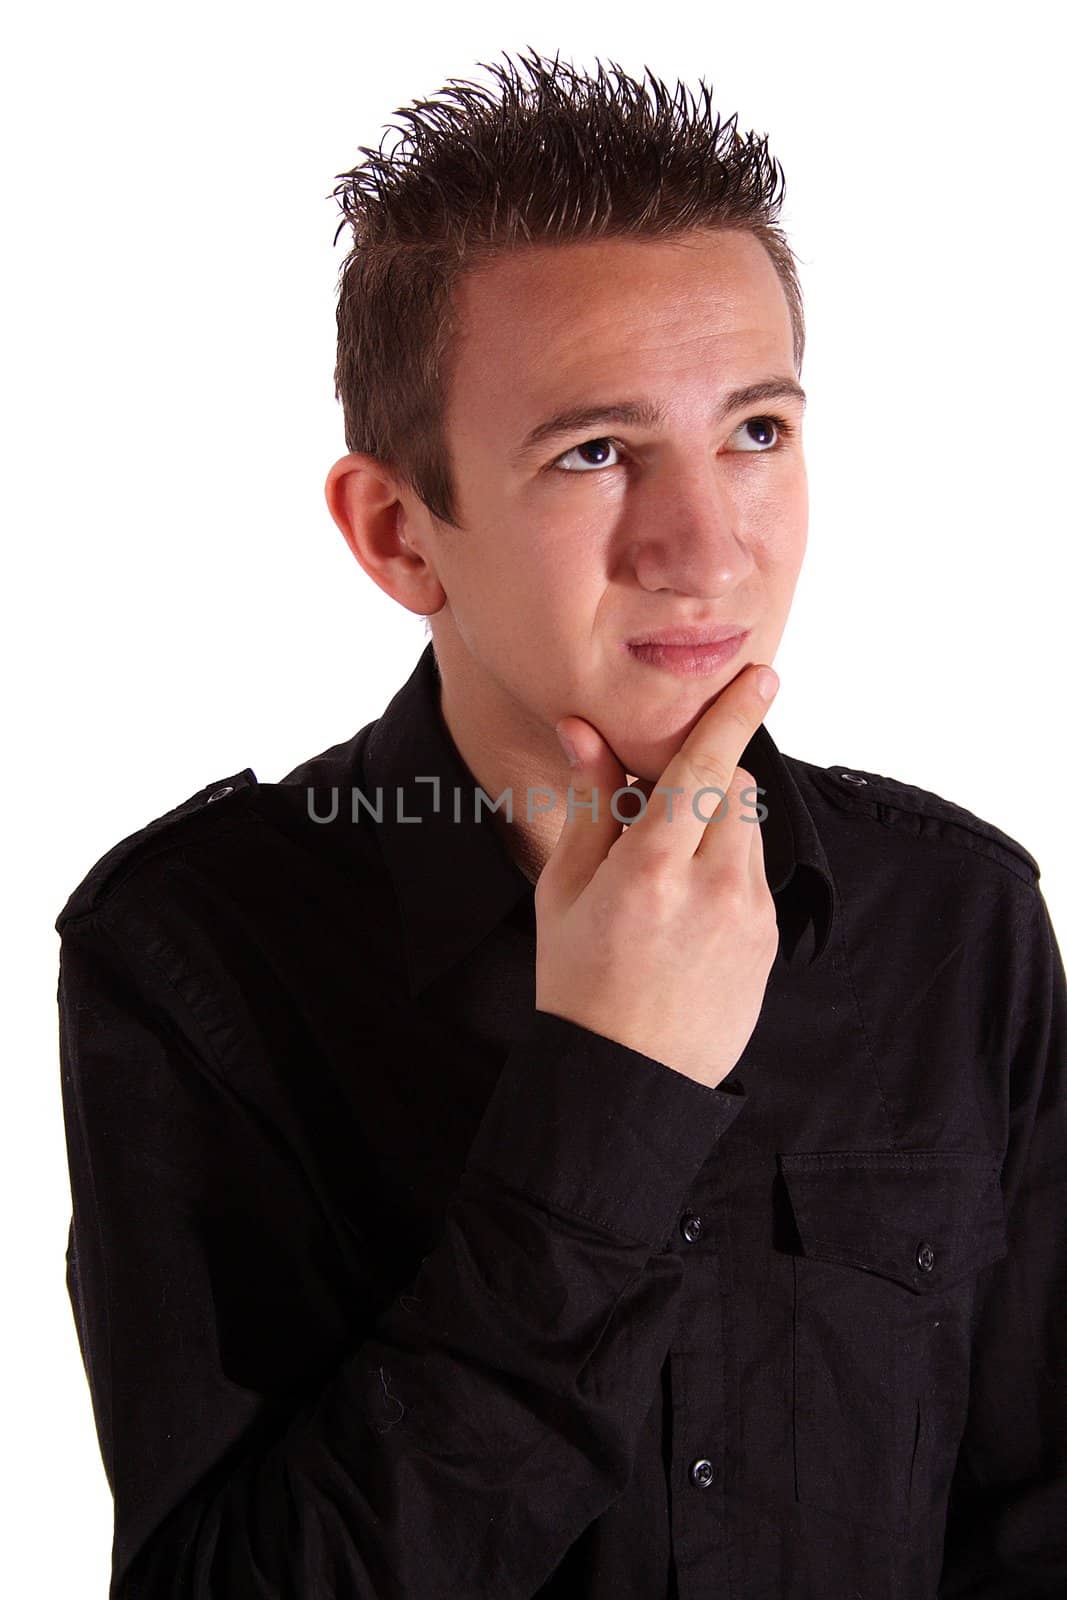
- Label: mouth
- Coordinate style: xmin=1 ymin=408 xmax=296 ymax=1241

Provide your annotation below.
xmin=624 ymin=628 xmax=751 ymax=678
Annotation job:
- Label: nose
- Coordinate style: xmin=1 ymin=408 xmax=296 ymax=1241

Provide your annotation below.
xmin=628 ymin=462 xmax=755 ymax=598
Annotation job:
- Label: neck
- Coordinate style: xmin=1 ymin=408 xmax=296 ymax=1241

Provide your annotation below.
xmin=434 ymin=640 xmax=570 ymax=885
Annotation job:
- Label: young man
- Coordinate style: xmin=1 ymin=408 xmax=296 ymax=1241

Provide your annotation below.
xmin=56 ymin=49 xmax=1065 ymax=1599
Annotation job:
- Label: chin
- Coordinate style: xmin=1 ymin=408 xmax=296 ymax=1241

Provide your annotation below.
xmin=612 ymin=731 xmax=690 ymax=785
xmin=615 ymin=692 xmax=721 ymax=759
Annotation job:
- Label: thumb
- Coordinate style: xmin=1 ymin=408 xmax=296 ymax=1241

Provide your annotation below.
xmin=542 ymin=717 xmax=628 ymax=905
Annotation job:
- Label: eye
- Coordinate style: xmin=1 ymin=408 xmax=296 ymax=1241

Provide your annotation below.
xmin=550 ymin=413 xmax=796 ymax=475
xmin=552 ymin=437 xmax=624 ymax=474
xmin=727 ymin=413 xmax=795 ymax=452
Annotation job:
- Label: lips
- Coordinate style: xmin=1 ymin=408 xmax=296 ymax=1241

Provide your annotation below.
xmin=625 ymin=624 xmax=750 ymax=648
xmin=624 ymin=629 xmax=751 ymax=678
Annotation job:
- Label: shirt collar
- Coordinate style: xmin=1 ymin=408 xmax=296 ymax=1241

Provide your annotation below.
xmin=360 ymin=642 xmax=836 ymax=996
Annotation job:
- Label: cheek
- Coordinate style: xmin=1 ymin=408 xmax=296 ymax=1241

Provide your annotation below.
xmin=458 ymin=547 xmax=590 ymax=660
xmin=498 ymin=513 xmax=606 ymax=614
xmin=749 ymin=486 xmax=808 ymax=571
xmin=749 ymin=528 xmax=806 ymax=590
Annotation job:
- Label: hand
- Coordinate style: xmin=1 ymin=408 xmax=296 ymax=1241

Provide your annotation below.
xmin=535 ymin=663 xmax=780 ymax=1091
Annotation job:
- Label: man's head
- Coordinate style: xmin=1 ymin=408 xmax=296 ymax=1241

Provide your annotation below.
xmin=326 ymin=49 xmax=807 ymax=805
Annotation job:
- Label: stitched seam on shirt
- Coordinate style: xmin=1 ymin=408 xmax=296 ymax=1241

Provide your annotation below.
xmin=800 ymin=765 xmax=1039 ymax=886
xmin=58 ymin=809 xmax=263 ymax=930
xmin=460 ymin=1166 xmax=667 ymax=1251
xmin=98 ymin=899 xmax=235 ymax=1079
xmin=805 ymin=773 xmax=1038 ymax=888
xmin=871 ymin=806 xmax=1039 ymax=888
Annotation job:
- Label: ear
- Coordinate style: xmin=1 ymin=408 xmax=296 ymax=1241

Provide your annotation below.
xmin=323 ymin=452 xmax=446 ymax=618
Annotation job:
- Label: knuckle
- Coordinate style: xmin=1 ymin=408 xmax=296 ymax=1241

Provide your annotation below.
xmin=685 ymin=750 xmax=731 ymax=794
xmin=633 ymin=842 xmax=676 ymax=887
xmin=724 ymin=702 xmax=757 ymax=742
xmin=757 ymin=893 xmax=779 ymax=936
xmin=707 ymin=863 xmax=750 ymax=913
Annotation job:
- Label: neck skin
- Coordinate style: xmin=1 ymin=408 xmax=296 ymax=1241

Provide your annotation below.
xmin=434 ymin=629 xmax=639 ymax=887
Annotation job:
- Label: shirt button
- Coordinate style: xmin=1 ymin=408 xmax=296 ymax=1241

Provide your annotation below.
xmin=916 ymin=1242 xmax=936 ymax=1273
xmin=681 ymin=1212 xmax=703 ymax=1243
xmin=689 ymin=1458 xmax=715 ymax=1489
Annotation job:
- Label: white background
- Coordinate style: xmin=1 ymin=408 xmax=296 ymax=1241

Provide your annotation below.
xmin=4 ymin=2 xmax=1064 ymax=1591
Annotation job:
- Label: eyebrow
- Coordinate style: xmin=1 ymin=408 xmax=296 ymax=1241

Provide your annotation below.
xmin=509 ymin=377 xmax=808 ymax=466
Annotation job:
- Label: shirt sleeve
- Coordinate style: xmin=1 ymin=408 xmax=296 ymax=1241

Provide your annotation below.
xmin=57 ymin=900 xmax=746 ymax=1600
xmin=939 ymin=883 xmax=1067 ymax=1595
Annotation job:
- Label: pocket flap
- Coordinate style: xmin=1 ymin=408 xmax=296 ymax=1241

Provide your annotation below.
xmin=777 ymin=1149 xmax=1007 ymax=1293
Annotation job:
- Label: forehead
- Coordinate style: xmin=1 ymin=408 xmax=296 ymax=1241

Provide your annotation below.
xmin=444 ymin=230 xmax=796 ymax=436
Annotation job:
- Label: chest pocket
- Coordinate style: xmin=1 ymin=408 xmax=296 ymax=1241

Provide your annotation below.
xmin=777 ymin=1149 xmax=1007 ymax=1536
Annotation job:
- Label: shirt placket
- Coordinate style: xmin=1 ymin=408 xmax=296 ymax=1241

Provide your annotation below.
xmin=668 ymin=1197 xmax=734 ymax=1596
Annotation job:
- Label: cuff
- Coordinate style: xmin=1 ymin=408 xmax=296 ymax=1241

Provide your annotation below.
xmin=464 ymin=1008 xmax=747 ymax=1251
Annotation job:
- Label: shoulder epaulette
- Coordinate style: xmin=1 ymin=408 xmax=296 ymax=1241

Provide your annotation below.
xmin=55 ymin=767 xmax=259 ymax=931
xmin=802 ymin=761 xmax=1040 ymax=884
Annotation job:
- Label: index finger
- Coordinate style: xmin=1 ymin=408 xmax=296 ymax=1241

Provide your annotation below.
xmin=626 ymin=662 xmax=779 ymax=856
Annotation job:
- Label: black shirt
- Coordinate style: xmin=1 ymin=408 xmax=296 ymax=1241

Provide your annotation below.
xmin=55 ymin=641 xmax=1067 ymax=1599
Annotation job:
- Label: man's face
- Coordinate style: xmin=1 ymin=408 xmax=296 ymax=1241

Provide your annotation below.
xmin=423 ymin=227 xmax=807 ymax=782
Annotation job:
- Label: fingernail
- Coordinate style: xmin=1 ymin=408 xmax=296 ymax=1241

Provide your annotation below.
xmin=556 ymin=724 xmax=580 ymax=767
xmin=756 ymin=667 xmax=779 ymax=701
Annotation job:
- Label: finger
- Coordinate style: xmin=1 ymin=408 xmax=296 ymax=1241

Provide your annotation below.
xmin=626 ymin=662 xmax=778 ymax=860
xmin=540 ymin=717 xmax=628 ymax=905
xmin=692 ymin=765 xmax=761 ymax=862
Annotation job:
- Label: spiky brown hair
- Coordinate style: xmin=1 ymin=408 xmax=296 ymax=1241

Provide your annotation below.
xmin=330 ymin=47 xmax=803 ymax=530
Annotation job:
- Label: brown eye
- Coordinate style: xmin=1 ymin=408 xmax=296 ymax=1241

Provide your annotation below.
xmin=730 ymin=414 xmax=793 ymax=452
xmin=554 ymin=438 xmax=622 ymax=473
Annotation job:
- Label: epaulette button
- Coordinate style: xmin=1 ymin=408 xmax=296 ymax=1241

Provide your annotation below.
xmin=838 ymin=773 xmax=868 ymax=786
xmin=206 ymin=785 xmax=235 ymax=803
